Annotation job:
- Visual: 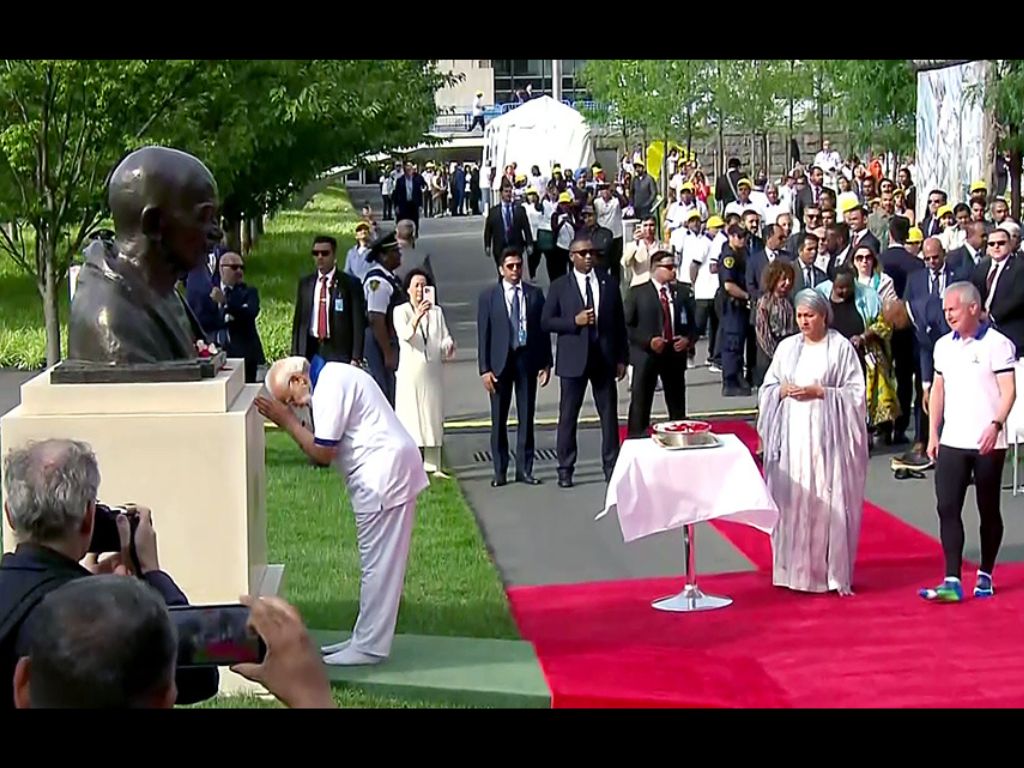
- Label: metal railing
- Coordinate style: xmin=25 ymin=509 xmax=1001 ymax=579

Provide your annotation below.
xmin=430 ymin=100 xmax=602 ymax=135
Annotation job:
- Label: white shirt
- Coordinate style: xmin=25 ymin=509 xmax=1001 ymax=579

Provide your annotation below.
xmin=472 ymin=95 xmax=484 ymax=117
xmin=345 ymin=246 xmax=372 ymax=282
xmin=573 ymin=268 xmax=600 ymax=324
xmin=524 ymin=203 xmax=543 ymax=241
xmin=650 ymin=276 xmax=678 ymax=335
xmin=814 ymin=149 xmax=843 ymax=174
xmin=763 ymin=201 xmax=791 ymax=227
xmin=404 ymin=175 xmax=414 ymax=201
xmin=941 ymin=227 xmax=967 ymax=252
xmin=538 ymin=198 xmax=558 ymax=232
xmin=678 ymin=229 xmax=703 ymax=284
xmin=310 ymin=268 xmax=336 ymax=339
xmin=594 ymin=195 xmax=624 ymax=239
xmin=364 ymin=266 xmax=396 ymax=315
xmin=312 ymin=362 xmax=429 ymax=511
xmin=725 ymin=197 xmax=764 ymax=220
xmin=503 ymin=279 xmax=527 ymax=340
xmin=964 ymin=242 xmax=982 ymax=266
xmin=985 ymin=259 xmax=1009 ymax=313
xmin=932 ymin=325 xmax=1016 ymax=450
xmin=691 ymin=235 xmax=718 ymax=300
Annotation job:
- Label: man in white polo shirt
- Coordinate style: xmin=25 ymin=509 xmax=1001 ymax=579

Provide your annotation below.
xmin=256 ymin=357 xmax=428 ymax=663
xmin=920 ymin=282 xmax=1016 ymax=603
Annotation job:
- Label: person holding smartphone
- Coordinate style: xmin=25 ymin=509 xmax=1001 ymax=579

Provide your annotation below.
xmin=393 ymin=269 xmax=456 ymax=477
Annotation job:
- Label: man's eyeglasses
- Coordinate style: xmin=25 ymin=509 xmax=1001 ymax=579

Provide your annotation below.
xmin=928 ymin=198 xmax=943 ymax=205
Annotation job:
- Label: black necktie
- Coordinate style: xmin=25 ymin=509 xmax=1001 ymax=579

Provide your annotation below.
xmin=510 ymin=286 xmax=522 ymax=349
xmin=930 ymin=272 xmax=940 ymax=297
xmin=805 ymin=267 xmax=814 ymax=287
xmin=504 ymin=205 xmax=512 ymax=238
xmin=584 ymin=276 xmax=597 ymax=343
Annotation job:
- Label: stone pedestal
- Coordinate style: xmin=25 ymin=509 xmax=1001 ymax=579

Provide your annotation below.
xmin=1 ymin=360 xmax=283 ymax=696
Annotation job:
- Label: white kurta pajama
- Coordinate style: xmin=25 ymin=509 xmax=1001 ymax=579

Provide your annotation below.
xmin=312 ymin=362 xmax=429 ymax=662
xmin=393 ymin=302 xmax=454 ymax=471
xmin=757 ymin=330 xmax=868 ymax=593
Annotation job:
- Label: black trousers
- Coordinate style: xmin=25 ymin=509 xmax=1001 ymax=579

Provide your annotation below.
xmin=547 ymin=247 xmax=570 ymax=282
xmin=489 ymin=348 xmax=538 ymax=481
xmin=527 ymin=245 xmax=543 ymax=280
xmin=627 ymin=352 xmax=687 ymax=438
xmin=608 ymin=238 xmax=624 ymax=285
xmin=695 ymin=298 xmax=719 ymax=362
xmin=382 ymin=195 xmax=393 ymax=220
xmin=713 ymin=289 xmax=726 ymax=365
xmin=891 ymin=329 xmax=921 ymax=438
xmin=556 ymin=347 xmax=620 ymax=478
xmin=470 ymin=115 xmax=485 ymax=131
xmin=935 ymin=445 xmax=1006 ymax=578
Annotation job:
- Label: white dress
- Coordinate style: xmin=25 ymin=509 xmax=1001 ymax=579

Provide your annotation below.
xmin=394 ymin=303 xmax=453 ymax=448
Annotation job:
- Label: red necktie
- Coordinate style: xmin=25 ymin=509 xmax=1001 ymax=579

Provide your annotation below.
xmin=660 ymin=286 xmax=673 ymax=339
xmin=987 ymin=265 xmax=998 ymax=295
xmin=317 ymin=275 xmax=329 ymax=340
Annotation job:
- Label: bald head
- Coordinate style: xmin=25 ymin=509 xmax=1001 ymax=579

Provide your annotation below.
xmin=966 ymin=221 xmax=988 ymax=251
xmin=265 ymin=357 xmax=310 ymax=406
xmin=922 ymin=237 xmax=945 ymax=270
xmin=107 ymin=146 xmax=222 ymax=273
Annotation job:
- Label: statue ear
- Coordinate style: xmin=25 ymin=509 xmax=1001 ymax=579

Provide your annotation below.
xmin=140 ymin=205 xmax=163 ymax=241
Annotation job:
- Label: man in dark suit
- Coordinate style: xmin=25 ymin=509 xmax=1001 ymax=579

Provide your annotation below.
xmin=483 ymin=184 xmax=533 ymax=269
xmin=791 ymin=231 xmax=828 ymax=293
xmin=184 ymin=246 xmax=224 ymax=341
xmin=842 ymin=201 xmax=881 ymax=262
xmin=542 ymin=235 xmax=628 ymax=488
xmin=477 ymin=248 xmax=553 ymax=487
xmin=715 ymin=157 xmax=743 ymax=209
xmin=973 ymin=227 xmax=1024 ymax=357
xmin=391 ymin=162 xmax=425 ymax=233
xmin=216 ymin=251 xmax=265 ymax=383
xmin=880 ymin=216 xmax=926 ymax=297
xmin=625 ymin=248 xmax=697 ymax=437
xmin=794 ymin=166 xmax=835 ymax=223
xmin=918 ymin=189 xmax=948 ymax=239
xmin=946 ymin=221 xmax=988 ymax=278
xmin=746 ymin=224 xmax=792 ymax=306
xmin=290 ymin=235 xmax=366 ymax=366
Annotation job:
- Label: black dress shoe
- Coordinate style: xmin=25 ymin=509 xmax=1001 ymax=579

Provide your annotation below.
xmin=722 ymin=385 xmax=753 ymax=397
xmin=557 ymin=476 xmax=574 ymax=489
xmin=490 ymin=478 xmax=507 ymax=488
xmin=890 ymin=432 xmax=910 ymax=446
xmin=516 ymin=475 xmax=542 ymax=485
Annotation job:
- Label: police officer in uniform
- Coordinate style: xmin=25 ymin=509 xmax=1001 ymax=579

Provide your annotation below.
xmin=363 ymin=231 xmax=407 ymax=407
xmin=718 ymin=224 xmax=753 ymax=396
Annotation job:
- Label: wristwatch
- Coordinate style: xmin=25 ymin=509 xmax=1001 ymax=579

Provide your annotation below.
xmin=992 ymin=420 xmax=1004 ymax=430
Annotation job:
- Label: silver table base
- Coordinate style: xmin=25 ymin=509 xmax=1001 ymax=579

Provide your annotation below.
xmin=652 ymin=523 xmax=733 ymax=612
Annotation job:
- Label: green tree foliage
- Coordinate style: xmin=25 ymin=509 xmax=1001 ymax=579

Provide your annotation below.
xmin=0 ymin=59 xmax=451 ymax=365
xmin=831 ymin=60 xmax=917 ymax=157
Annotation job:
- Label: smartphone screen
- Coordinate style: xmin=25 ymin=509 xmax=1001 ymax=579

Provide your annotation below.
xmin=423 ymin=286 xmax=436 ymax=305
xmin=169 ymin=604 xmax=266 ymax=668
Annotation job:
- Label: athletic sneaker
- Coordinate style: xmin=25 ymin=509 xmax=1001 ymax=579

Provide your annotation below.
xmin=707 ymin=362 xmax=722 ymax=374
xmin=919 ymin=577 xmax=964 ymax=602
xmin=974 ymin=571 xmax=994 ymax=598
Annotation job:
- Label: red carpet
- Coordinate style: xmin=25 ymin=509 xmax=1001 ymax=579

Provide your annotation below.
xmin=508 ymin=420 xmax=1024 ymax=707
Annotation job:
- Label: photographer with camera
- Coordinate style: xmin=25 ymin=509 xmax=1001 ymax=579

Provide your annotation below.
xmin=10 ymin=577 xmax=334 ymax=709
xmin=0 ymin=439 xmax=219 ymax=708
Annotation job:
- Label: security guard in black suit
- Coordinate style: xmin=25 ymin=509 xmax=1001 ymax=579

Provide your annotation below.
xmin=718 ymin=224 xmax=753 ymax=396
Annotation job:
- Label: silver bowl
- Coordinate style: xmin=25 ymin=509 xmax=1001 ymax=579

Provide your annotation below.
xmin=651 ymin=420 xmax=716 ymax=449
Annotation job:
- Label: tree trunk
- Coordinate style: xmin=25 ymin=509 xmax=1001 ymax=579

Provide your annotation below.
xmin=817 ymin=74 xmax=825 ymax=147
xmin=787 ymin=61 xmax=795 ymax=170
xmin=241 ymin=217 xmax=253 ymax=256
xmin=1011 ymin=143 xmax=1022 ymax=224
xmin=686 ymin=106 xmax=693 ymax=160
xmin=41 ymin=241 xmax=61 ymax=366
xmin=255 ymin=215 xmax=265 ymax=236
xmin=750 ymin=132 xmax=756 ymax=171
xmin=225 ymin=214 xmax=242 ymax=253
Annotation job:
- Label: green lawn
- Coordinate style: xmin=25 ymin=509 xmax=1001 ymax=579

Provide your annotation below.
xmin=264 ymin=431 xmax=518 ymax=640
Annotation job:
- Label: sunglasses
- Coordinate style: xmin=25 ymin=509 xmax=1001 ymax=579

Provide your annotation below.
xmin=222 ymin=264 xmax=244 ymax=271
xmin=312 ymin=249 xmax=333 ymax=257
xmin=571 ymin=249 xmax=596 ymax=256
xmin=989 ymin=239 xmax=1009 ymax=247
xmin=503 ymin=262 xmax=523 ymax=270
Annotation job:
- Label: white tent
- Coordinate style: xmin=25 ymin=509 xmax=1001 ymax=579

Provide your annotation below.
xmin=482 ymin=96 xmax=596 ymax=190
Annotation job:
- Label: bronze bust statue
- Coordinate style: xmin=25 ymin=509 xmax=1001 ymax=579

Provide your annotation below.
xmin=68 ymin=146 xmax=223 ymax=365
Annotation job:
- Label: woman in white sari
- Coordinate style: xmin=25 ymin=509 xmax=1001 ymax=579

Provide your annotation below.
xmin=757 ymin=289 xmax=869 ymax=595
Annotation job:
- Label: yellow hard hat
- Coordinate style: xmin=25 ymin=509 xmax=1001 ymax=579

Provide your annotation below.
xmin=558 ymin=191 xmax=573 ymax=204
xmin=838 ymin=193 xmax=862 ymax=215
xmin=685 ymin=209 xmax=702 ymax=221
xmin=680 ymin=182 xmax=695 ymax=192
xmin=937 ymin=204 xmax=954 ymax=219
xmin=707 ymin=215 xmax=725 ymax=229
xmin=737 ymin=177 xmax=753 ymax=188
xmin=515 ymin=173 xmax=527 ymax=182
xmin=970 ymin=180 xmax=987 ymax=194
xmin=907 ymin=227 xmax=924 ymax=244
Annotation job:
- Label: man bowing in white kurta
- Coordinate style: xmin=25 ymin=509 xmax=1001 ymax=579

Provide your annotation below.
xmin=256 ymin=356 xmax=428 ymax=666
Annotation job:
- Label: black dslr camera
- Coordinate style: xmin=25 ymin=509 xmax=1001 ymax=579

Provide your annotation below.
xmin=88 ymin=503 xmax=143 ymax=575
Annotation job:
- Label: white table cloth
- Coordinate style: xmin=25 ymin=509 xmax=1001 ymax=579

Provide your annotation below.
xmin=598 ymin=434 xmax=779 ymax=543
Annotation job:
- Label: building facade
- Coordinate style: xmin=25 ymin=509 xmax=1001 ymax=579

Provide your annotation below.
xmin=434 ymin=59 xmax=590 ymax=110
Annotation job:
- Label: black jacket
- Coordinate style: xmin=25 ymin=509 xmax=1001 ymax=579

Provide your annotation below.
xmin=542 ymin=270 xmax=628 ymax=379
xmin=291 ymin=270 xmax=366 ymax=363
xmin=972 ymin=254 xmax=1024 ymax=356
xmin=0 ymin=544 xmax=219 ymax=709
xmin=484 ymin=202 xmax=533 ymax=261
xmin=220 ymin=283 xmax=266 ymax=383
xmin=625 ymin=280 xmax=697 ymax=366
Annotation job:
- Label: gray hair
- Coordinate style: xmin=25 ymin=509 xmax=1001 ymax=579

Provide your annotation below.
xmin=25 ymin=576 xmax=177 ymax=708
xmin=945 ymin=280 xmax=981 ymax=308
xmin=3 ymin=439 xmax=100 ymax=543
xmin=794 ymin=288 xmax=834 ymax=325
xmin=396 ymin=219 xmax=416 ymax=241
xmin=264 ymin=356 xmax=309 ymax=400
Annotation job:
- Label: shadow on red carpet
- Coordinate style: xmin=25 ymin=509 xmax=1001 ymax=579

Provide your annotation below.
xmin=507 ymin=420 xmax=1024 ymax=708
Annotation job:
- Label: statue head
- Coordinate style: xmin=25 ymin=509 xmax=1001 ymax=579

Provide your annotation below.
xmin=107 ymin=147 xmax=222 ymax=277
